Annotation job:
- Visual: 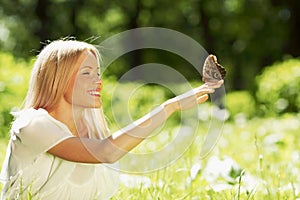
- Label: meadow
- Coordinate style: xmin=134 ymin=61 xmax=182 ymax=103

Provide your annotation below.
xmin=112 ymin=113 xmax=300 ymax=199
xmin=0 ymin=53 xmax=299 ymax=199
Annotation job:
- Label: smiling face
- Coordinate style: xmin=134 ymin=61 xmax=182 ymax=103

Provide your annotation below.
xmin=64 ymin=50 xmax=103 ymax=109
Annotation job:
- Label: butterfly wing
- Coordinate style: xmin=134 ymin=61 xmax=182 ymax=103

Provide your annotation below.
xmin=202 ymin=54 xmax=226 ymax=83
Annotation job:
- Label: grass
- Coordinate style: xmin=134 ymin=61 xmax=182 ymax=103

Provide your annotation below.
xmin=111 ymin=112 xmax=300 ymax=199
xmin=0 ymin=111 xmax=299 ymax=199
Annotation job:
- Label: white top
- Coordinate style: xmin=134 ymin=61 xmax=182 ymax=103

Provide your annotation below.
xmin=0 ymin=108 xmax=119 ymax=200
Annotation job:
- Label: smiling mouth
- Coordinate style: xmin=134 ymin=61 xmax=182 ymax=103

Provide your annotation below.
xmin=88 ymin=89 xmax=100 ymax=97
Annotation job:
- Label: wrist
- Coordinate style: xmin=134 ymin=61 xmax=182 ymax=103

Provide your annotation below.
xmin=161 ymin=98 xmax=179 ymax=117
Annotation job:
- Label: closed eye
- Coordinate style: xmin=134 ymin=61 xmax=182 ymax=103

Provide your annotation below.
xmin=80 ymin=66 xmax=100 ymax=77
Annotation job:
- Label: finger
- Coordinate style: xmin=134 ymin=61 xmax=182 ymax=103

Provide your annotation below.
xmin=205 ymin=79 xmax=224 ymax=86
xmin=205 ymin=80 xmax=224 ymax=88
xmin=194 ymin=88 xmax=215 ymax=96
xmin=197 ymin=94 xmax=209 ymax=104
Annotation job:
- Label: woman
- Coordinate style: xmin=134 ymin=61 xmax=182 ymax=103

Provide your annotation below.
xmin=0 ymin=39 xmax=223 ymax=199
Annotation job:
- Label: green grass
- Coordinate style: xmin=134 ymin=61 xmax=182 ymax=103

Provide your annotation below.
xmin=110 ymin=113 xmax=300 ymax=199
xmin=0 ymin=112 xmax=299 ymax=199
xmin=0 ymin=139 xmax=8 ymax=192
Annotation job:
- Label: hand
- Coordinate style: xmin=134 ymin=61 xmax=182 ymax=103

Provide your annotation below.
xmin=166 ymin=80 xmax=224 ymax=111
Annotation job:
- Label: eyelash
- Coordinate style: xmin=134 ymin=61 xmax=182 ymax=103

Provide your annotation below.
xmin=82 ymin=72 xmax=100 ymax=76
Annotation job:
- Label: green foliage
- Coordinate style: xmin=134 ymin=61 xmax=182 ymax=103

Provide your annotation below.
xmin=226 ymin=90 xmax=256 ymax=119
xmin=0 ymin=52 xmax=31 ymax=137
xmin=1 ymin=0 xmax=299 ymax=91
xmin=256 ymin=58 xmax=300 ymax=116
xmin=101 ymin=78 xmax=182 ymax=132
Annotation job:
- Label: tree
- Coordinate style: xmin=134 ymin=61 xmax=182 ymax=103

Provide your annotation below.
xmin=0 ymin=0 xmax=299 ymax=91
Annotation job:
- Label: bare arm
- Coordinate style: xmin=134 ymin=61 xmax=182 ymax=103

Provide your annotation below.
xmin=47 ymin=81 xmax=223 ymax=163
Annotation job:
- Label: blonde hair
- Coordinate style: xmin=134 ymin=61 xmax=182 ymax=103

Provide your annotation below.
xmin=24 ymin=39 xmax=110 ymax=138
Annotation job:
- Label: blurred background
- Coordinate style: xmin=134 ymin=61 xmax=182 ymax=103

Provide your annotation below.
xmin=0 ymin=0 xmax=300 ymax=198
xmin=1 ymin=0 xmax=300 ymax=122
xmin=0 ymin=0 xmax=300 ymax=135
xmin=0 ymin=0 xmax=300 ymax=141
xmin=1 ymin=0 xmax=299 ymax=90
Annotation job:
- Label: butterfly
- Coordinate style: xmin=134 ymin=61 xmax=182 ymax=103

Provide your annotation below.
xmin=202 ymin=54 xmax=226 ymax=83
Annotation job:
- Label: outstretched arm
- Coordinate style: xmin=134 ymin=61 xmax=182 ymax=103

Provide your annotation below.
xmin=48 ymin=80 xmax=224 ymax=163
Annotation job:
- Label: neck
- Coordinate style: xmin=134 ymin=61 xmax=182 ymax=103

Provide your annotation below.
xmin=48 ymin=99 xmax=86 ymax=137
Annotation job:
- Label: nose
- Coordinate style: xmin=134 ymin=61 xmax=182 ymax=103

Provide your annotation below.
xmin=95 ymin=78 xmax=103 ymax=88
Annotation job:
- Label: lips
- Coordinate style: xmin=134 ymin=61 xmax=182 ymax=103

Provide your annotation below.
xmin=88 ymin=88 xmax=101 ymax=97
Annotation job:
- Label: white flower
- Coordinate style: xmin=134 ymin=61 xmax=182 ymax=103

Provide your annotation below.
xmin=120 ymin=174 xmax=151 ymax=188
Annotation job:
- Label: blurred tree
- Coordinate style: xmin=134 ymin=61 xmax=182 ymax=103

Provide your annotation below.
xmin=0 ymin=0 xmax=40 ymax=57
xmin=0 ymin=0 xmax=299 ymax=91
xmin=270 ymin=0 xmax=300 ymax=56
xmin=195 ymin=0 xmax=292 ymax=91
xmin=35 ymin=0 xmax=51 ymax=41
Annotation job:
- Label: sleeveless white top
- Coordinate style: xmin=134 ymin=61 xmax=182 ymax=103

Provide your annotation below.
xmin=0 ymin=108 xmax=119 ymax=200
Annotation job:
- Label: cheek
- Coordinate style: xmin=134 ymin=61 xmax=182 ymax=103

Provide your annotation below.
xmin=65 ymin=76 xmax=76 ymax=96
xmin=64 ymin=76 xmax=83 ymax=102
xmin=64 ymin=85 xmax=74 ymax=104
xmin=72 ymin=78 xmax=89 ymax=99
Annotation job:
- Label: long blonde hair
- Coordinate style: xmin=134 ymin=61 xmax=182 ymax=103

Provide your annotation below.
xmin=24 ymin=39 xmax=110 ymax=138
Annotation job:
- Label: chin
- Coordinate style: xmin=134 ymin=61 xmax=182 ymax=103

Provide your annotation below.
xmin=73 ymin=102 xmax=102 ymax=109
xmin=91 ymin=102 xmax=102 ymax=108
xmin=85 ymin=103 xmax=102 ymax=109
xmin=93 ymin=104 xmax=102 ymax=109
